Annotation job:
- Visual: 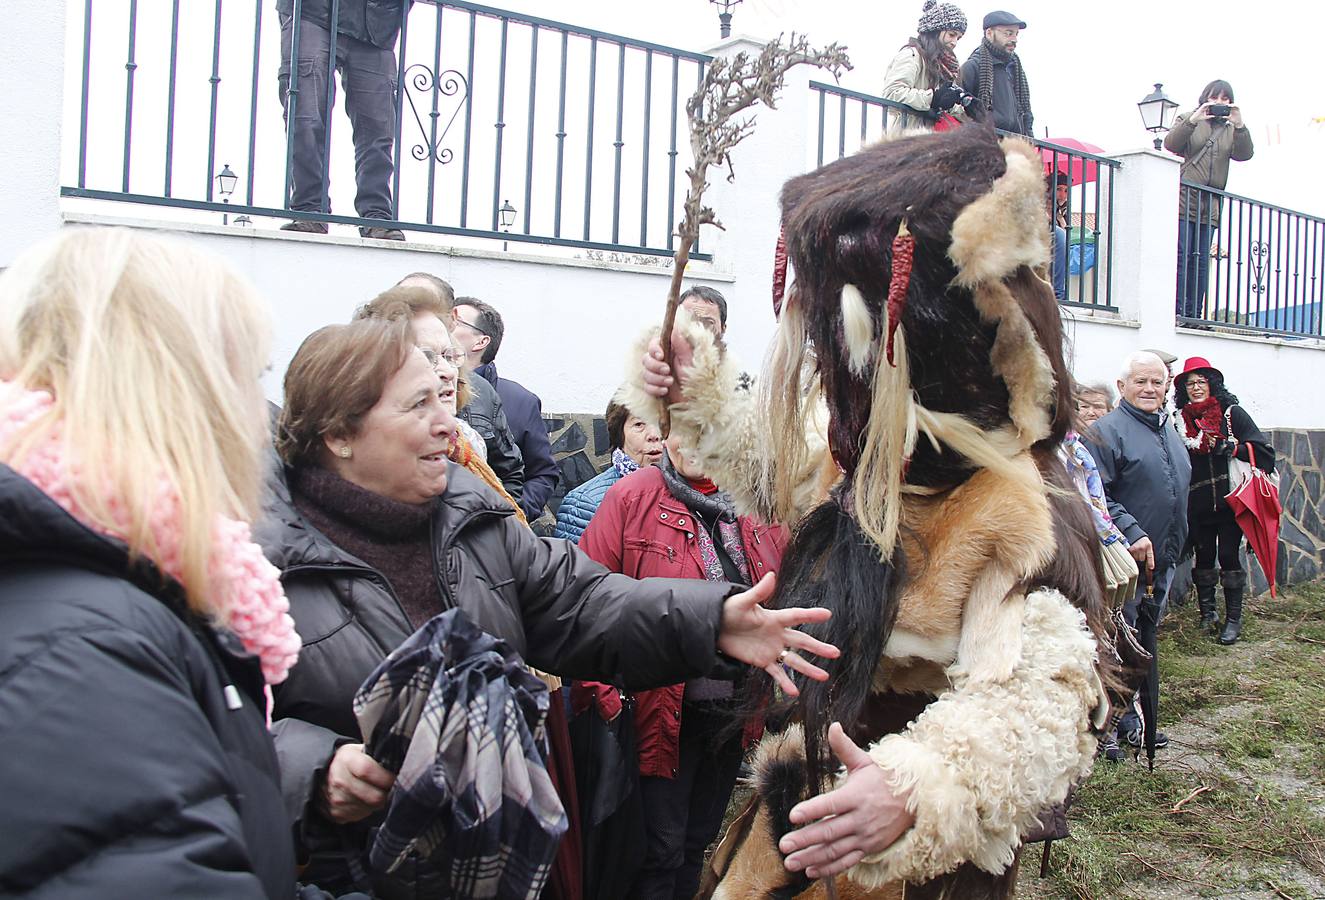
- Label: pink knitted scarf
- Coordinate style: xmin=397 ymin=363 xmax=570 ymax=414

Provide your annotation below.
xmin=0 ymin=381 xmax=301 ymax=684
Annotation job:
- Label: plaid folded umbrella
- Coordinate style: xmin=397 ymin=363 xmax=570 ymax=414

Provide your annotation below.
xmin=354 ymin=608 xmax=567 ymax=900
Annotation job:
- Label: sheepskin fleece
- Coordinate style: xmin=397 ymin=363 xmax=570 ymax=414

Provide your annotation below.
xmin=617 ymin=312 xmax=833 ymax=523
xmin=947 ymin=139 xmax=1050 ymax=288
xmin=849 ymin=588 xmax=1100 ymax=888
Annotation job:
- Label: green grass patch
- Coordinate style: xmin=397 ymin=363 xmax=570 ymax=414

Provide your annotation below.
xmin=1021 ymin=579 xmax=1325 ymax=899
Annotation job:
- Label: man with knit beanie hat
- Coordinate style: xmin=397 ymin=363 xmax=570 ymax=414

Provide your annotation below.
xmin=882 ymin=1 xmax=981 ymax=127
xmin=960 ymin=10 xmax=1034 ymax=135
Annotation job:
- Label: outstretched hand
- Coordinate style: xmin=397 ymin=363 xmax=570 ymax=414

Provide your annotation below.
xmin=779 ymin=722 xmax=914 ymax=879
xmin=716 ymin=572 xmax=839 ymax=697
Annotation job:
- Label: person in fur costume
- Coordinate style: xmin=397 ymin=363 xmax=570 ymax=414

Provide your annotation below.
xmin=623 ymin=124 xmax=1113 ymax=898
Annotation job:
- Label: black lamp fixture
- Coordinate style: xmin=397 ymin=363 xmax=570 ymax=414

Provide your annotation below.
xmin=215 ymin=164 xmax=238 ymax=224
xmin=1137 ymin=83 xmax=1179 ymax=151
xmin=498 ymin=199 xmax=516 ymax=251
xmin=709 ymin=0 xmax=743 ymax=39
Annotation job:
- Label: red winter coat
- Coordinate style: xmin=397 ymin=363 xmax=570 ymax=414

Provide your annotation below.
xmin=573 ymin=465 xmax=786 ymax=779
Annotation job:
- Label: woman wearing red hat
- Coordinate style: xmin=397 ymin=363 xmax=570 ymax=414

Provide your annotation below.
xmin=1175 ymin=357 xmax=1275 ymax=644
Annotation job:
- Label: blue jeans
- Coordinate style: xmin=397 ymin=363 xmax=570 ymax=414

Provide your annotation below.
xmin=1051 ymin=225 xmax=1067 ymax=301
xmin=1176 ymin=219 xmax=1214 ymax=319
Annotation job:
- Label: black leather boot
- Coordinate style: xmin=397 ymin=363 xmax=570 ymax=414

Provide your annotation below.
xmin=1193 ymin=568 xmax=1219 ymax=632
xmin=1219 ymin=569 xmax=1247 ymax=645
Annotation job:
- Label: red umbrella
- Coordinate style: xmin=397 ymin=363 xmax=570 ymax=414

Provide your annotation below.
xmin=1225 ymin=446 xmax=1283 ymax=596
xmin=1040 ymin=137 xmax=1105 ymax=185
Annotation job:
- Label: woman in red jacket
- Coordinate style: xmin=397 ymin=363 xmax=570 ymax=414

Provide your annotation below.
xmin=577 ymin=433 xmax=786 ymax=900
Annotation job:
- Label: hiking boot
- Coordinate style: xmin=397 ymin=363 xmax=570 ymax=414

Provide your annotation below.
xmin=1124 ymin=727 xmax=1169 ymax=750
xmin=1219 ymin=569 xmax=1247 ymax=645
xmin=1194 ymin=567 xmax=1219 ymax=631
xmin=1101 ymin=735 xmax=1124 ymax=762
xmin=360 ymin=225 xmax=406 ymax=241
xmin=279 ymin=220 xmax=328 ymax=234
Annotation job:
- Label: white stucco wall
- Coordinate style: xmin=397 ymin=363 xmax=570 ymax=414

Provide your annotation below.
xmin=0 ymin=4 xmax=66 ymax=267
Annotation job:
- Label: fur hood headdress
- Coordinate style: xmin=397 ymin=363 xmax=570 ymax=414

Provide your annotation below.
xmin=766 ymin=124 xmax=1073 ymax=559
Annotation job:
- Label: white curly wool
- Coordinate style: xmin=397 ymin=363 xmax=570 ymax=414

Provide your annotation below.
xmin=847 ymin=588 xmax=1101 ymax=888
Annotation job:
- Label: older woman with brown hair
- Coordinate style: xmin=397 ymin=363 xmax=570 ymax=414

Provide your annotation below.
xmin=259 ymin=315 xmax=837 ymax=896
xmin=358 ymin=285 xmax=527 ymax=524
xmin=1074 ymin=381 xmax=1115 ymax=432
xmin=554 ymin=397 xmax=664 ymax=544
xmin=393 ymin=271 xmax=526 ymax=496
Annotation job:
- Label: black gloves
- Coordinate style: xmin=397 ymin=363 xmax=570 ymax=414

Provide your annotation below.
xmin=930 ymin=82 xmax=965 ymax=112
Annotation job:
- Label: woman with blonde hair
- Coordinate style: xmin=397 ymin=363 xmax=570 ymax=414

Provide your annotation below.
xmin=0 ymin=228 xmax=301 ymax=897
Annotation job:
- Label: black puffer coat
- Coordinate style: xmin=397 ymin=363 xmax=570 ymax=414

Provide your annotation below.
xmin=459 ymin=371 xmax=526 ymax=502
xmin=255 ymin=459 xmax=733 ymax=888
xmin=0 ymin=465 xmax=296 ymax=899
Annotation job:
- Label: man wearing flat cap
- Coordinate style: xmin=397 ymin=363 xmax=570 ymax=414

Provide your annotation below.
xmin=960 ymin=10 xmax=1034 ymax=135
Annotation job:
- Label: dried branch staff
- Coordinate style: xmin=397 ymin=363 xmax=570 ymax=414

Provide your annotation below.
xmin=657 ymin=34 xmax=850 ymax=434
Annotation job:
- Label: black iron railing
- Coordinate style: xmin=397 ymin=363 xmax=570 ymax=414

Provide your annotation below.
xmin=62 ymin=0 xmax=711 ymax=259
xmin=1177 ymin=183 xmax=1324 ymax=339
xmin=808 ymin=81 xmax=1119 ymax=310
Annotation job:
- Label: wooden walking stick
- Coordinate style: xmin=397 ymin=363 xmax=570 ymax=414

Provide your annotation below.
xmin=657 ymin=34 xmax=849 ymax=434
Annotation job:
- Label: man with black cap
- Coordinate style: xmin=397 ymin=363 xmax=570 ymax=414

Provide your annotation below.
xmin=960 ymin=10 xmax=1034 ymax=135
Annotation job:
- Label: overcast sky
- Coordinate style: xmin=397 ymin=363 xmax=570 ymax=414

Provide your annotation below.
xmin=494 ymin=0 xmax=1325 ymax=216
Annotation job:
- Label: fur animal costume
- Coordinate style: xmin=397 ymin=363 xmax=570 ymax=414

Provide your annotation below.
xmin=619 ymin=125 xmax=1112 ymax=898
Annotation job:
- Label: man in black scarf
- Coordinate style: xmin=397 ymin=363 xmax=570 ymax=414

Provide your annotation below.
xmin=960 ymin=10 xmax=1034 ymax=135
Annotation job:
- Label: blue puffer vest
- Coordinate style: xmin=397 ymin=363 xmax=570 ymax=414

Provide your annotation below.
xmin=553 ymin=467 xmax=624 ymax=544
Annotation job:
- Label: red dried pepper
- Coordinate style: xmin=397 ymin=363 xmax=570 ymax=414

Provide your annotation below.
xmin=885 ymin=218 xmax=914 ymax=366
xmin=771 ymin=225 xmax=788 ymax=319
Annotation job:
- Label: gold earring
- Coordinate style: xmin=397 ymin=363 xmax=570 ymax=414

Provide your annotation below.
xmin=339 ymin=446 xmax=352 ymax=459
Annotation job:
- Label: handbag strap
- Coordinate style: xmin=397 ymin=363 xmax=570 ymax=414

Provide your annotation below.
xmin=1225 ymin=405 xmax=1261 ymax=469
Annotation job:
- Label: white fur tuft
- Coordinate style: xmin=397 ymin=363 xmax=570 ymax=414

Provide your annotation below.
xmin=840 ymin=283 xmax=875 ymax=376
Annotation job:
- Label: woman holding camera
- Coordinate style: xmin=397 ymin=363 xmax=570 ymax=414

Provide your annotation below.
xmin=1165 ymin=80 xmax=1254 ymax=320
xmin=882 ymin=1 xmax=979 ymax=130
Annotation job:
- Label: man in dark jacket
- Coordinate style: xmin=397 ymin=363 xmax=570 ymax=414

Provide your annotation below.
xmin=1085 ymin=350 xmax=1192 ymax=619
xmin=1084 ymin=350 xmax=1192 ymax=754
xmin=959 ymin=10 xmax=1033 ymax=135
xmin=276 ymin=0 xmax=408 ymax=240
xmin=453 ymin=296 xmax=560 ymax=521
xmin=0 ymin=466 xmax=297 ymax=899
